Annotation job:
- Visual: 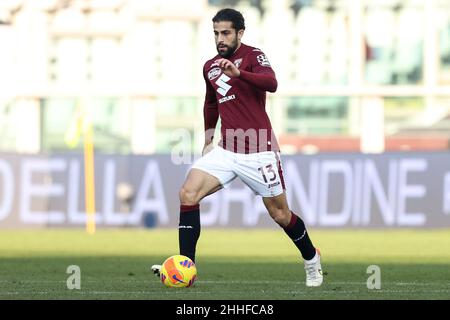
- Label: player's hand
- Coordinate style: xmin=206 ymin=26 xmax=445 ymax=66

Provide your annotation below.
xmin=217 ymin=58 xmax=240 ymax=78
xmin=202 ymin=142 xmax=214 ymax=156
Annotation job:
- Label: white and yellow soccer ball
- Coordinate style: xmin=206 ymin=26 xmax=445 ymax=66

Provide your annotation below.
xmin=160 ymin=255 xmax=197 ymax=288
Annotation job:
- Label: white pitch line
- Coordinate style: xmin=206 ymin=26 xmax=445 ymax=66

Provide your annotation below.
xmin=197 ymin=280 xmax=450 ymax=287
xmin=1 ymin=279 xmax=449 ymax=287
xmin=0 ymin=291 xmax=211 ymax=295
xmin=1 ymin=289 xmax=449 ymax=296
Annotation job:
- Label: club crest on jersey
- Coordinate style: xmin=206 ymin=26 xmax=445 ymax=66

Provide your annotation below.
xmin=257 ymin=54 xmax=271 ymax=67
xmin=208 ymin=67 xmax=221 ymax=80
xmin=233 ymin=58 xmax=242 ymax=68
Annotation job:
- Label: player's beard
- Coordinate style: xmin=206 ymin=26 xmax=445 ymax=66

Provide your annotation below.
xmin=216 ymin=38 xmax=238 ymax=58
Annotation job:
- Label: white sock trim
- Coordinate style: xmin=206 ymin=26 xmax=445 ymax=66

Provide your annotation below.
xmin=305 ymin=251 xmax=318 ymax=264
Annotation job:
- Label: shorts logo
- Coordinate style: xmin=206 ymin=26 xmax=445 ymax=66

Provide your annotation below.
xmin=234 ymin=58 xmax=242 ymax=68
xmin=257 ymin=54 xmax=271 ymax=67
xmin=208 ymin=67 xmax=221 ymax=80
xmin=268 ymin=181 xmax=280 ymax=188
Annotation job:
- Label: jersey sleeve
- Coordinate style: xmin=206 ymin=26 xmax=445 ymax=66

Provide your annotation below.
xmin=203 ymin=64 xmax=219 ymax=143
xmin=238 ymin=49 xmax=278 ymax=92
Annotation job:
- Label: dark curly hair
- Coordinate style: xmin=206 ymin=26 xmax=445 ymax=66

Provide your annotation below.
xmin=212 ymin=8 xmax=245 ymax=31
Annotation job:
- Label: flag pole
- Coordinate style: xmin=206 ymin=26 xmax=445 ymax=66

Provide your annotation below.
xmin=82 ymin=102 xmax=96 ymax=235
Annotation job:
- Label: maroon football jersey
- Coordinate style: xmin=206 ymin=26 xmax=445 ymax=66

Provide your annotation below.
xmin=203 ymin=43 xmax=280 ymax=154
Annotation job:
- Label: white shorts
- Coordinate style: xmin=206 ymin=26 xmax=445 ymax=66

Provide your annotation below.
xmin=191 ymin=146 xmax=286 ymax=198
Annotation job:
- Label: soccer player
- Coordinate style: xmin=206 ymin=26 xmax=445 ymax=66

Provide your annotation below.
xmin=153 ymin=8 xmax=323 ymax=287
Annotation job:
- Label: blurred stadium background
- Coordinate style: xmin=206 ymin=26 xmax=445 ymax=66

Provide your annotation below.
xmin=2 ymin=0 xmax=450 ymax=155
xmin=0 ymin=0 xmax=449 ymax=300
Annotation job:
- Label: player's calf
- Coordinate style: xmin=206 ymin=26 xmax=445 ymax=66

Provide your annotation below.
xmin=268 ymin=208 xmax=291 ymax=227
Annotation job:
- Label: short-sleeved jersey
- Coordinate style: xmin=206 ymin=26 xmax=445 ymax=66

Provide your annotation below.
xmin=203 ymin=43 xmax=280 ymax=154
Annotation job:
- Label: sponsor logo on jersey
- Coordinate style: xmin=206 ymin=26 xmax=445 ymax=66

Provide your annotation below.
xmin=233 ymin=58 xmax=242 ymax=68
xmin=218 ymin=94 xmax=235 ymax=104
xmin=257 ymin=54 xmax=271 ymax=67
xmin=208 ymin=67 xmax=221 ymax=80
xmin=215 ymin=73 xmax=232 ymax=96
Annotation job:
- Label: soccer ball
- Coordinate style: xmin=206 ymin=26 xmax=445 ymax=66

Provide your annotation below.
xmin=160 ymin=255 xmax=197 ymax=288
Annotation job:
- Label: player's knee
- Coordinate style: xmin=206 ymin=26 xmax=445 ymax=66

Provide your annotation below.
xmin=179 ymin=186 xmax=199 ymax=205
xmin=270 ymin=209 xmax=291 ymax=227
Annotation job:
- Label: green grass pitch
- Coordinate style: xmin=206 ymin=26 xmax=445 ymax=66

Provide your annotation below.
xmin=0 ymin=228 xmax=449 ymax=300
